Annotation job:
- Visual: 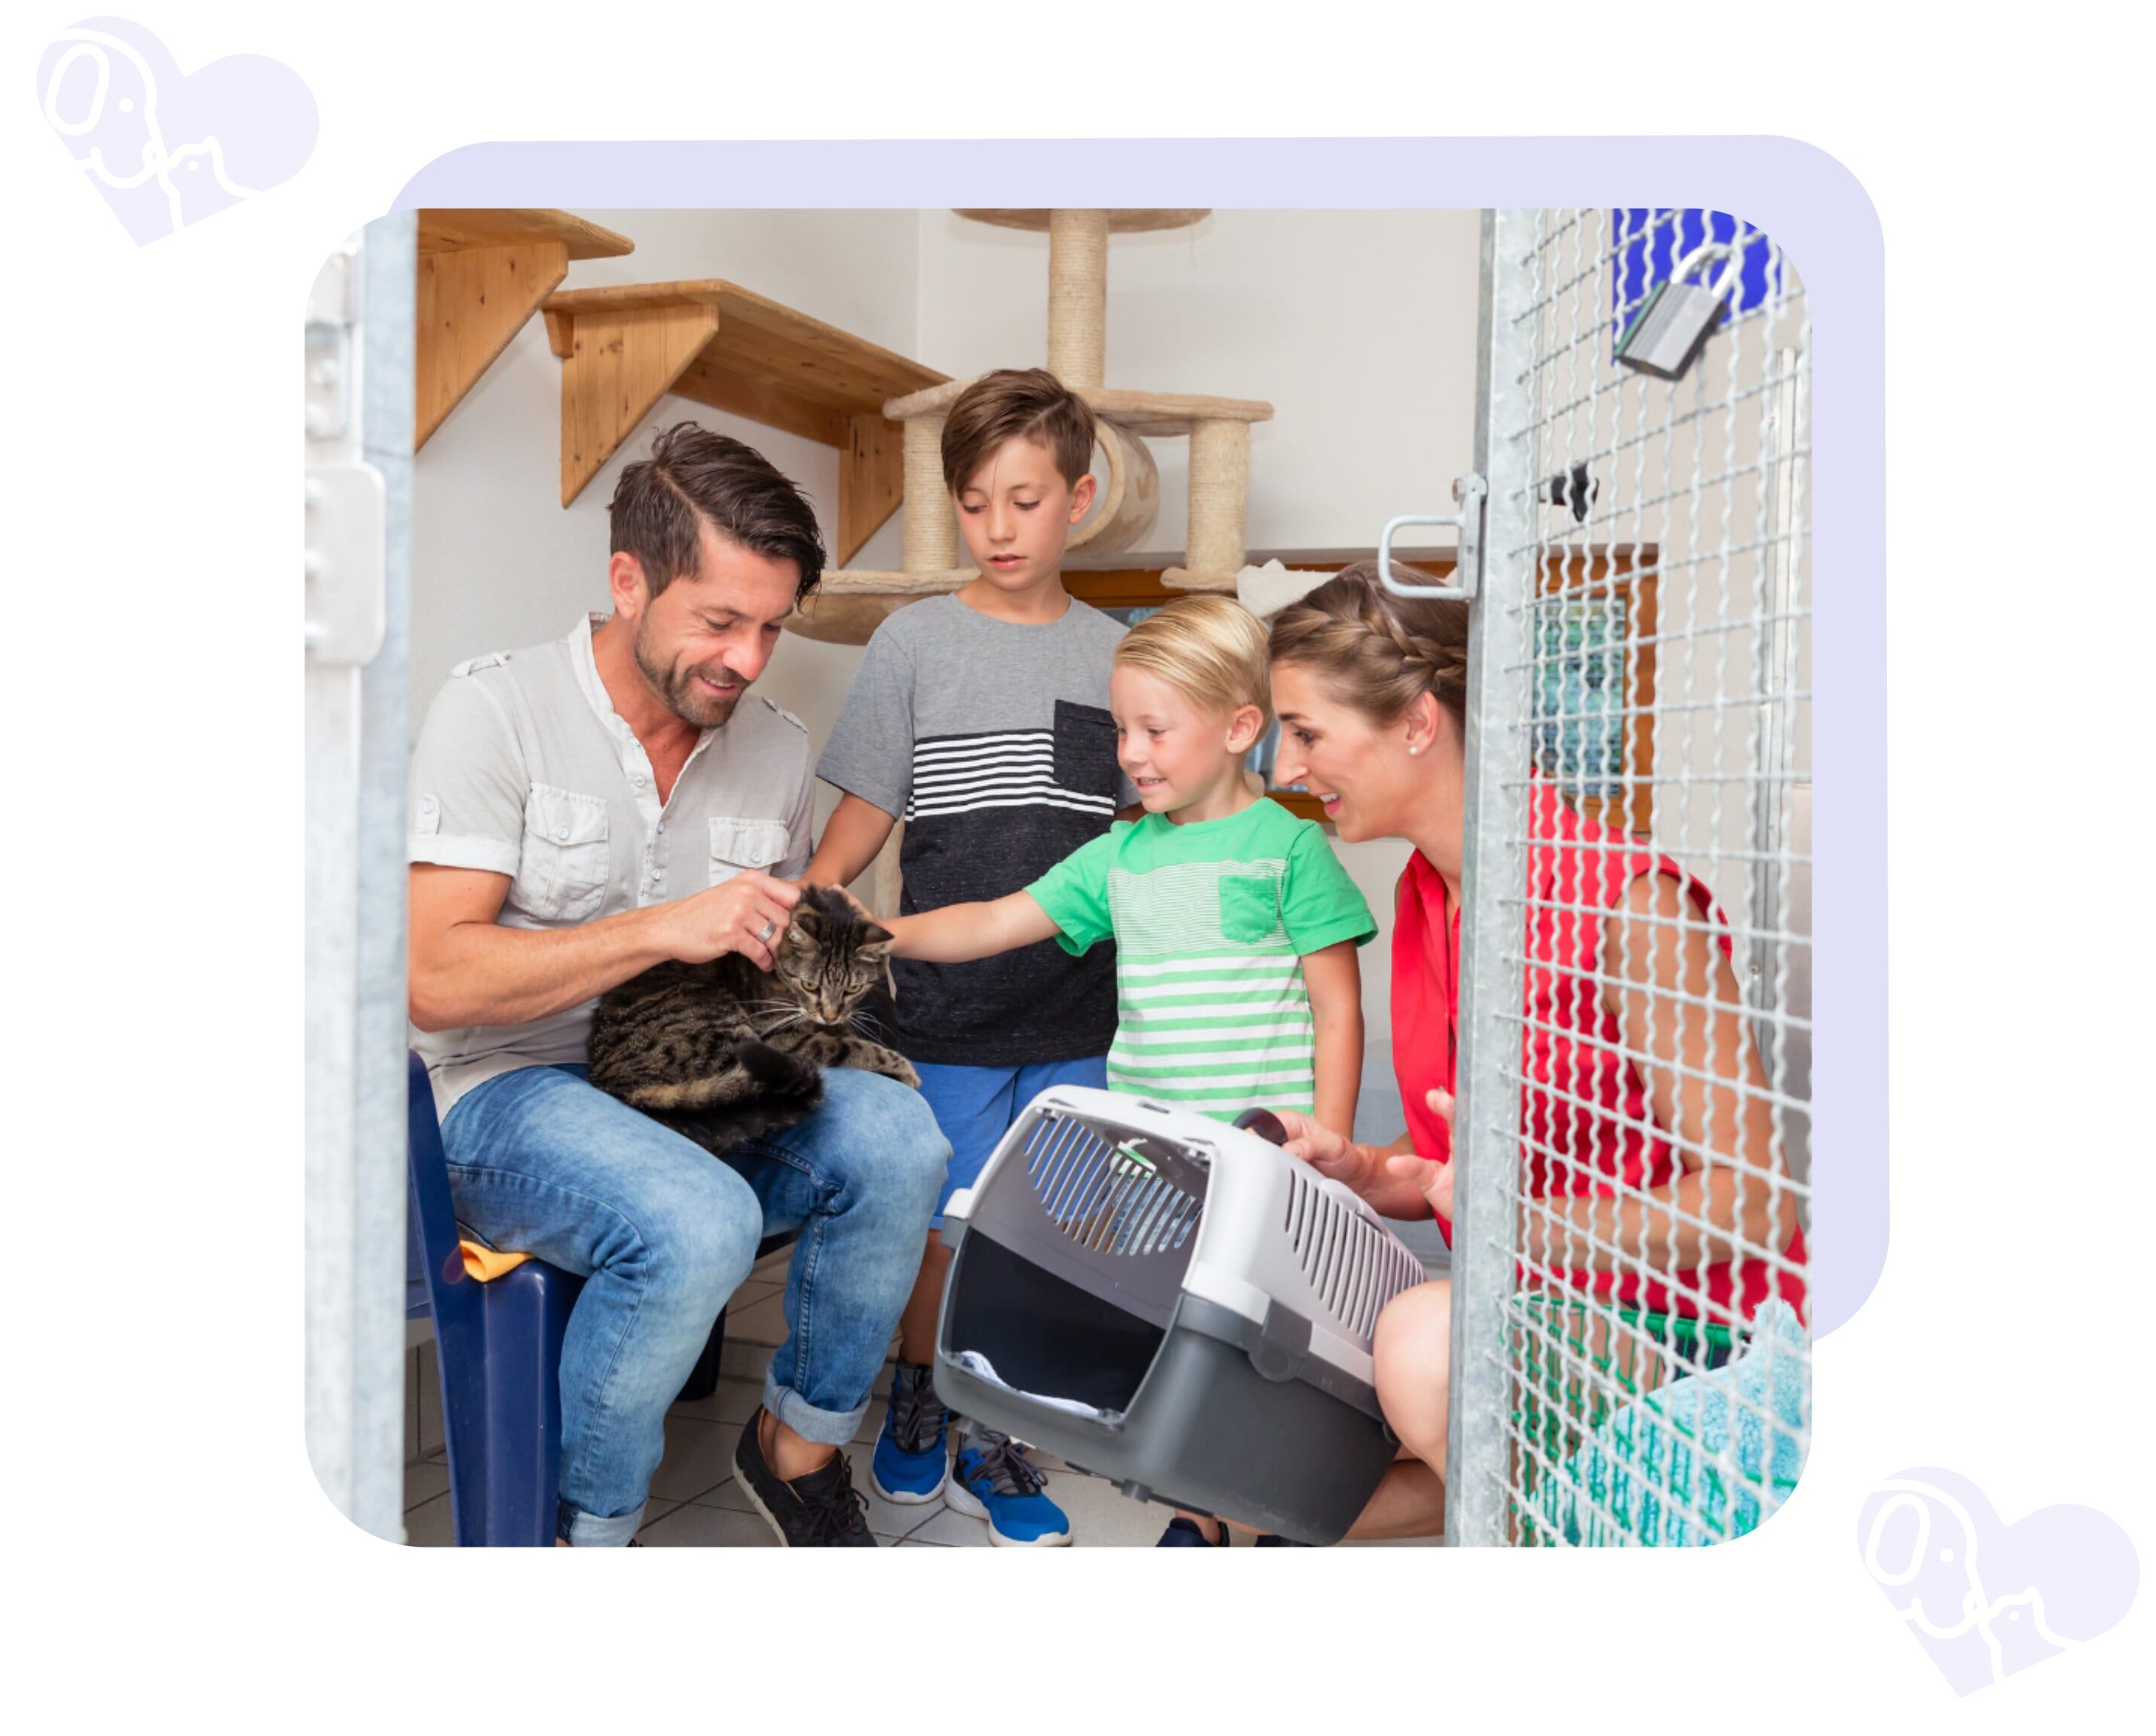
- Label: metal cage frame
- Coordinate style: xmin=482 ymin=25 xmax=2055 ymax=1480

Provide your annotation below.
xmin=1445 ymin=208 xmax=1813 ymax=1547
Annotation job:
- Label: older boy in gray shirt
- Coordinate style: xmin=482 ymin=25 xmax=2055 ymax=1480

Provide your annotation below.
xmin=810 ymin=369 xmax=1132 ymax=1545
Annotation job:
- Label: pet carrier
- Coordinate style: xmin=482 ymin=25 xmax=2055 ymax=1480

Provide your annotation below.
xmin=934 ymin=1085 xmax=1427 ymax=1545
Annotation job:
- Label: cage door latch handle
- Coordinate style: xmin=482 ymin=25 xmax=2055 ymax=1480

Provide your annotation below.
xmin=1377 ymin=473 xmax=1486 ymax=601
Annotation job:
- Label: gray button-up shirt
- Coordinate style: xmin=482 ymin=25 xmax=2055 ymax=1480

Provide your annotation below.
xmin=407 ymin=614 xmax=815 ymax=1116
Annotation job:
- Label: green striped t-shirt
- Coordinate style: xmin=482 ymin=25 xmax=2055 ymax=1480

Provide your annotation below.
xmin=1026 ymin=800 xmax=1377 ymax=1120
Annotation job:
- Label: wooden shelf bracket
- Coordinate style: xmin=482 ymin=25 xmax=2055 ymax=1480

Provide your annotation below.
xmin=415 ymin=210 xmax=633 ymax=452
xmin=540 ymin=279 xmax=946 ymax=565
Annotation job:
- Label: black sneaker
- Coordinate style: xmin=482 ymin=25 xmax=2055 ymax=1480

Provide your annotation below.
xmin=732 ymin=1408 xmax=876 ymax=1546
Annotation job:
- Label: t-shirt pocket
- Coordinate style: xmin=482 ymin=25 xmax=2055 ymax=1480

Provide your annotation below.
xmin=1053 ymin=700 xmax=1121 ymax=798
xmin=708 ymin=815 xmax=792 ymax=886
xmin=512 ymin=784 xmax=611 ymax=923
xmin=1219 ymin=872 xmax=1284 ymax=945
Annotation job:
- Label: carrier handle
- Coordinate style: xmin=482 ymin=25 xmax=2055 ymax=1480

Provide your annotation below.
xmin=1232 ymin=1107 xmax=1289 ymax=1147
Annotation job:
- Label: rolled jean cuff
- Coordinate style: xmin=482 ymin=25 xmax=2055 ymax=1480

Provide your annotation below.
xmin=763 ymin=1373 xmax=869 ymax=1449
xmin=559 ymin=1497 xmax=647 ymax=1548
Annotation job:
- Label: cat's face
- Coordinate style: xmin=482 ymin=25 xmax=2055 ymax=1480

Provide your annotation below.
xmin=771 ymin=885 xmax=895 ymax=1025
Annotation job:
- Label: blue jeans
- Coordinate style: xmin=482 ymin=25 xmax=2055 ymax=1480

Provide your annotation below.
xmin=913 ymin=1055 xmax=1109 ymax=1227
xmin=440 ymin=1063 xmax=948 ymax=1546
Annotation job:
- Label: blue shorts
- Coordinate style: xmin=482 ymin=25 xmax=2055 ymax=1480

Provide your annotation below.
xmin=914 ymin=1055 xmax=1109 ymax=1226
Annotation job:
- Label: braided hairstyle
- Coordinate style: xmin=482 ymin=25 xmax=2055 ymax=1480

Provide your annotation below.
xmin=1266 ymin=559 xmax=1469 ymax=733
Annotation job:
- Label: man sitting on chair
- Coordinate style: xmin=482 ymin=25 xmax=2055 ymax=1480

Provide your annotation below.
xmin=406 ymin=421 xmax=947 ymax=1547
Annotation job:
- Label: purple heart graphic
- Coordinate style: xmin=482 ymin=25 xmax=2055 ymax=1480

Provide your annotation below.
xmin=36 ymin=17 xmax=317 ymax=245
xmin=1857 ymin=1466 xmax=2139 ymax=1696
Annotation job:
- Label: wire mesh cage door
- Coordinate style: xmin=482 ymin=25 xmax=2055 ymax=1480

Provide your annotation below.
xmin=1445 ymin=209 xmax=1813 ymax=1547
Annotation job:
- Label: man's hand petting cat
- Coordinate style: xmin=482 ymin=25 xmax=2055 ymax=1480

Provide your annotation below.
xmin=659 ymin=871 xmax=801 ymax=971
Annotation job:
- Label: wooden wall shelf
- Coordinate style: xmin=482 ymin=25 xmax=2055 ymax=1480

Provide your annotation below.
xmin=415 ymin=209 xmax=633 ymax=452
xmin=882 ymin=378 xmax=1272 ymax=438
xmin=540 ymin=279 xmax=948 ymax=565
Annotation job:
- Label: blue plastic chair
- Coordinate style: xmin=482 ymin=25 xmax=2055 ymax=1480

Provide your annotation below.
xmin=406 ymin=1051 xmax=794 ymax=1546
xmin=406 ymin=1052 xmax=586 ymax=1546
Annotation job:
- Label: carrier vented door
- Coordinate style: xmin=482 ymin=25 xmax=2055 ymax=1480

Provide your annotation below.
xmin=940 ymin=1097 xmax=1211 ymax=1420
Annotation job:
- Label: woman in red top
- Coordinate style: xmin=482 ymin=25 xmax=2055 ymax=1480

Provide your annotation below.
xmin=1267 ymin=562 xmax=1806 ymax=1539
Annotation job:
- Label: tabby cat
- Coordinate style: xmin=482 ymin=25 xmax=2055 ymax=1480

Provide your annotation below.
xmin=587 ymin=884 xmax=919 ymax=1156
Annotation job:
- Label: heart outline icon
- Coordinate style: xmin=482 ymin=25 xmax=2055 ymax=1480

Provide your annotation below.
xmin=1858 ymin=1465 xmax=2139 ymax=1696
xmin=37 ymin=17 xmax=317 ymax=245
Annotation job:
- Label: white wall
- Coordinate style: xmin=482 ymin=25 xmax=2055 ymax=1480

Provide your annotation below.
xmin=409 ymin=207 xmax=1480 ymax=1030
xmin=913 ymin=209 xmax=1482 ymax=559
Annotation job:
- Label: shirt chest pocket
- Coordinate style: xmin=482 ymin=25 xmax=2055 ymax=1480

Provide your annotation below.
xmin=1053 ymin=700 xmax=1121 ymax=798
xmin=1219 ymin=872 xmax=1284 ymax=944
xmin=512 ymin=785 xmax=612 ymax=923
xmin=709 ymin=816 xmax=791 ymax=886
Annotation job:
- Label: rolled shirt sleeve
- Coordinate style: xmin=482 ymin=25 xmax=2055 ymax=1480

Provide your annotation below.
xmin=408 ymin=672 xmax=525 ymax=877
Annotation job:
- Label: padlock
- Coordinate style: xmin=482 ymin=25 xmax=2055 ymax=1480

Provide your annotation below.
xmin=1615 ymin=241 xmax=1737 ymax=382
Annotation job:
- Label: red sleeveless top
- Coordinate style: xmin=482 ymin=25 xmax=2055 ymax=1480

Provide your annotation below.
xmin=1392 ymin=779 xmax=1808 ymax=1321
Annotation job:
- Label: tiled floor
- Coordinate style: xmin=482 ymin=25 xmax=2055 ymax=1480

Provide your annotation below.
xmin=404 ymin=1248 xmax=1438 ymax=1548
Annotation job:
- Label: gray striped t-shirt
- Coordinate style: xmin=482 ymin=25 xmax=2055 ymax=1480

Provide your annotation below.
xmin=815 ymin=593 xmax=1137 ymax=1067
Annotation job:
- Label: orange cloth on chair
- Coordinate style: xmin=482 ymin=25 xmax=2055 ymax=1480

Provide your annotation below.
xmin=457 ymin=1241 xmax=531 ymax=1282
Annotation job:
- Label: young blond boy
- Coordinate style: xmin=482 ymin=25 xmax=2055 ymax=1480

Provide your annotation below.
xmin=809 ymin=368 xmax=1132 ymax=1545
xmin=881 ymin=595 xmax=1376 ymax=1545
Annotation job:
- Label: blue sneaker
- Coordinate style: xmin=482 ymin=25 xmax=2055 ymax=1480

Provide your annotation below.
xmin=946 ymin=1434 xmax=1072 ymax=1546
xmin=1157 ymin=1515 xmax=1228 ymax=1546
xmin=869 ymin=1361 xmax=949 ymax=1505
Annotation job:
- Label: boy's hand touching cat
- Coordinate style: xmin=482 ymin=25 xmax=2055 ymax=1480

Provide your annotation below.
xmin=822 ymin=883 xmax=878 ymax=923
xmin=659 ymin=871 xmax=800 ymax=971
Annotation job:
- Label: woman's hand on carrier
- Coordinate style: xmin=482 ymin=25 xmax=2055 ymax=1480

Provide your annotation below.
xmin=1276 ymin=1110 xmax=1378 ymax=1193
xmin=1381 ymin=1090 xmax=1457 ymax=1223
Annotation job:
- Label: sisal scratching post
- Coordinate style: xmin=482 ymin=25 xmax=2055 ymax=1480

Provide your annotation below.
xmin=1047 ymin=209 xmax=1110 ymax=390
xmin=901 ymin=414 xmax=958 ymax=573
xmin=1176 ymin=418 xmax=1251 ymax=588
xmin=870 ymin=821 xmax=904 ymax=920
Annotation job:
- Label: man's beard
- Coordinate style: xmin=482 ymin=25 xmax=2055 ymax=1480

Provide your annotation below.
xmin=633 ymin=617 xmax=748 ymax=728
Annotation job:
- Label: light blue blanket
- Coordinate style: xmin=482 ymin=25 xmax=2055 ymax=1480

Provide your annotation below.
xmin=1530 ymin=1299 xmax=1809 ymax=1547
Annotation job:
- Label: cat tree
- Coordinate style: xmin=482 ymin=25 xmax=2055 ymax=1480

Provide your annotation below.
xmin=789 ymin=209 xmax=1274 ymax=645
